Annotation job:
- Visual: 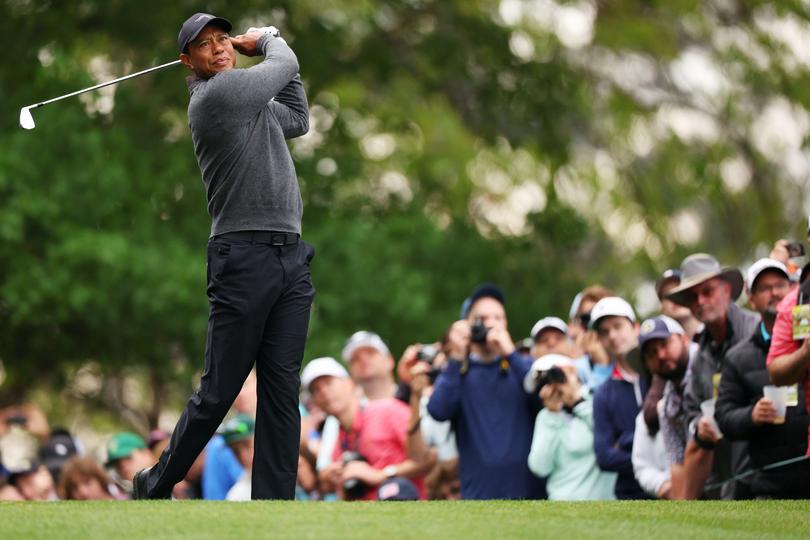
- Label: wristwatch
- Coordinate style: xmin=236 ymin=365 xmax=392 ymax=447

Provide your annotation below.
xmin=383 ymin=465 xmax=398 ymax=479
xmin=689 ymin=418 xmax=716 ymax=450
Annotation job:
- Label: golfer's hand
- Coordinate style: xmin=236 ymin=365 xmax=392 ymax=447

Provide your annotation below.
xmin=230 ymin=30 xmax=265 ymax=57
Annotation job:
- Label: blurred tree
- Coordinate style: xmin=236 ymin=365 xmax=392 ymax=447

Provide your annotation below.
xmin=1 ymin=0 xmax=809 ymax=424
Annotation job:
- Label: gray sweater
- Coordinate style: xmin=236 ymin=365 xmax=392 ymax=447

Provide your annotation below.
xmin=186 ymin=34 xmax=309 ymax=237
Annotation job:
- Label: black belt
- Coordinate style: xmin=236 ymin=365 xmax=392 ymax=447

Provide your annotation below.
xmin=214 ymin=230 xmax=300 ymax=246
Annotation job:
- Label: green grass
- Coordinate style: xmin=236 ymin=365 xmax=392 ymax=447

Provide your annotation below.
xmin=0 ymin=500 xmax=806 ymax=539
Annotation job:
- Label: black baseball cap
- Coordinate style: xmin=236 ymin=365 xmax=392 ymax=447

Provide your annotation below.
xmin=178 ymin=13 xmax=233 ymax=53
xmin=655 ymin=268 xmax=681 ymax=300
xmin=460 ymin=283 xmax=505 ymax=318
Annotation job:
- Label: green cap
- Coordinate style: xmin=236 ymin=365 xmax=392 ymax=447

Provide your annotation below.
xmin=106 ymin=432 xmax=147 ymax=463
xmin=217 ymin=414 xmax=255 ymax=445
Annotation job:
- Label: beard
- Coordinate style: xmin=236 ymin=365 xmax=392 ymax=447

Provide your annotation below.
xmin=762 ymin=305 xmax=778 ymax=325
xmin=659 ymin=355 xmax=689 ymax=381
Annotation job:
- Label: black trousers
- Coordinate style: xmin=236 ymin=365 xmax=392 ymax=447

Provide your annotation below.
xmin=143 ymin=236 xmax=315 ymax=499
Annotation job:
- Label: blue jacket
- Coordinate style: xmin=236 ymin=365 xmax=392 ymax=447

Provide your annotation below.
xmin=593 ymin=365 xmax=650 ymax=499
xmin=427 ymin=351 xmax=545 ymax=499
xmin=202 ymin=435 xmax=244 ymax=500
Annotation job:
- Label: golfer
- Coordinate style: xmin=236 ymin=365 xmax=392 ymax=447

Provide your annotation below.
xmin=134 ymin=13 xmax=314 ymax=500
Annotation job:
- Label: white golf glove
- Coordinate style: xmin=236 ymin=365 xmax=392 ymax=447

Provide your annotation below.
xmin=246 ymin=26 xmax=281 ymax=38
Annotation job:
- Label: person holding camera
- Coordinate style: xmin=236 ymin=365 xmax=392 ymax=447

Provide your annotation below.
xmin=427 ymin=283 xmax=546 ymax=500
xmin=301 ymin=357 xmax=434 ymax=500
xmin=526 ymin=354 xmax=617 ymax=500
xmin=398 ymin=342 xmax=458 ymax=465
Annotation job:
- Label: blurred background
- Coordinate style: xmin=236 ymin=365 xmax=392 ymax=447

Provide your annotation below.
xmin=1 ymin=0 xmax=809 ymax=434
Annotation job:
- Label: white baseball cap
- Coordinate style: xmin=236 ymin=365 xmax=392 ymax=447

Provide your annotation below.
xmin=530 ymin=317 xmax=568 ymax=340
xmin=589 ymin=296 xmax=636 ymax=330
xmin=341 ymin=331 xmax=391 ymax=363
xmin=746 ymin=258 xmax=789 ymax=291
xmin=301 ymin=357 xmax=349 ymax=391
xmin=523 ymin=354 xmax=573 ymax=393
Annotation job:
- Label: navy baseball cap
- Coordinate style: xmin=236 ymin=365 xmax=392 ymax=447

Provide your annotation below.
xmin=178 ymin=13 xmax=232 ymax=53
xmin=461 ymin=283 xmax=505 ymax=318
xmin=638 ymin=316 xmax=685 ymax=352
xmin=377 ymin=477 xmax=420 ymax=501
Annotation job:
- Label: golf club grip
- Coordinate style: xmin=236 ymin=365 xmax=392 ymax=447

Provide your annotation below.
xmin=35 ymin=59 xmax=182 ymax=108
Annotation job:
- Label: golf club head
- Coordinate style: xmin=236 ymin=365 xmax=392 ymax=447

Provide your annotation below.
xmin=19 ymin=106 xmax=35 ymax=130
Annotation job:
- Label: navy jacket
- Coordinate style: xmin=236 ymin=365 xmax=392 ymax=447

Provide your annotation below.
xmin=427 ymin=351 xmax=545 ymax=500
xmin=593 ymin=364 xmax=650 ymax=499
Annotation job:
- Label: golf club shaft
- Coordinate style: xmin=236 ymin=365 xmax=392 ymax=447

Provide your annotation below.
xmin=30 ymin=59 xmax=182 ymax=109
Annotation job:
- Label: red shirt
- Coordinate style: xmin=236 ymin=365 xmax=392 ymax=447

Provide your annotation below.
xmin=333 ymin=397 xmax=425 ymax=499
xmin=766 ymin=288 xmax=810 ymax=455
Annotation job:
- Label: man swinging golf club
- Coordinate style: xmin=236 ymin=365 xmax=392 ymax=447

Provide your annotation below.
xmin=133 ymin=12 xmax=314 ymax=500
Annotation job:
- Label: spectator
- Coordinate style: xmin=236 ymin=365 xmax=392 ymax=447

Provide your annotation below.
xmin=656 ymin=269 xmax=703 ymax=340
xmin=8 ymin=460 xmax=58 ymax=500
xmin=58 ymin=456 xmax=126 ymax=500
xmin=767 ymin=227 xmax=810 ymax=464
xmin=342 ymin=331 xmax=397 ymax=401
xmin=425 ymin=459 xmax=461 ymax=500
xmin=221 ymin=414 xmax=256 ymax=501
xmin=304 ymin=357 xmax=433 ymax=500
xmin=590 ymin=296 xmax=650 ymax=499
xmin=398 ymin=342 xmax=457 ymax=465
xmin=38 ymin=429 xmax=78 ymax=484
xmin=632 ymin=400 xmax=670 ymax=499
xmin=526 ymin=354 xmax=617 ymax=500
xmin=427 ymin=283 xmax=546 ymax=500
xmin=717 ymin=258 xmax=810 ymax=498
xmin=635 ymin=316 xmax=695 ymax=498
xmin=202 ymin=370 xmax=257 ymax=500
xmin=531 ymin=316 xmax=611 ymax=390
xmin=666 ymin=253 xmax=760 ymax=499
xmin=106 ymin=432 xmax=155 ymax=492
xmin=567 ymin=286 xmax=614 ymax=388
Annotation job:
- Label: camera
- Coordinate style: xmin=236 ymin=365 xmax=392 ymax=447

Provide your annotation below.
xmin=417 ymin=345 xmax=439 ymax=364
xmin=530 ymin=366 xmax=568 ymax=394
xmin=340 ymin=451 xmax=371 ymax=500
xmin=470 ymin=318 xmax=489 ymax=344
xmin=417 ymin=344 xmax=442 ymax=383
xmin=787 ymin=241 xmax=806 ymax=258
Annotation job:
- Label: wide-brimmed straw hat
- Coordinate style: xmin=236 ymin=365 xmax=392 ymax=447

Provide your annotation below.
xmin=665 ymin=253 xmax=743 ymax=307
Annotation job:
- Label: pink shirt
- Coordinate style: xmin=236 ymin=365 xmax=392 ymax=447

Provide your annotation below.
xmin=766 ymin=288 xmax=810 ymax=455
xmin=334 ymin=397 xmax=425 ymax=499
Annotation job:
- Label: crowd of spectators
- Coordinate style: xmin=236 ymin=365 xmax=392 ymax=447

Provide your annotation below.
xmin=3 ymin=230 xmax=810 ymax=501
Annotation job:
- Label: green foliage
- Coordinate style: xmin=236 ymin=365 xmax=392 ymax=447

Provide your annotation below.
xmin=1 ymin=0 xmax=810 ymax=411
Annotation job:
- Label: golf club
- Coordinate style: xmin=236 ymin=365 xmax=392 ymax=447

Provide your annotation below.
xmin=20 ymin=59 xmax=182 ymax=130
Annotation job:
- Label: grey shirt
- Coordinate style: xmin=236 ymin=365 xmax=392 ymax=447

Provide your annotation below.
xmin=186 ymin=35 xmax=309 ymax=237
xmin=684 ymin=301 xmax=760 ymax=498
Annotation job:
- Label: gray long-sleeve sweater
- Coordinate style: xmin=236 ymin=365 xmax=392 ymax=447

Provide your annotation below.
xmin=186 ymin=34 xmax=309 ymax=237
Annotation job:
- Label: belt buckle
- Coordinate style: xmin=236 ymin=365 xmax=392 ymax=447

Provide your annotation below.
xmin=270 ymin=233 xmax=286 ymax=246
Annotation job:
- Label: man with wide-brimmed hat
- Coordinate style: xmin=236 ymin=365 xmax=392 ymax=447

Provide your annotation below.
xmin=665 ymin=253 xmax=760 ymax=499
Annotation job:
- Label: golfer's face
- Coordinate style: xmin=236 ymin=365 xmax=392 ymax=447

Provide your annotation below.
xmin=184 ymin=25 xmax=236 ymax=78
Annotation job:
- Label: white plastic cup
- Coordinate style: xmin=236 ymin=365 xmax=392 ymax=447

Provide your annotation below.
xmin=763 ymin=385 xmax=788 ymax=424
xmin=700 ymin=398 xmax=723 ymax=438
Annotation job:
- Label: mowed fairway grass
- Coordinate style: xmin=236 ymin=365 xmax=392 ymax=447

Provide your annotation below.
xmin=1 ymin=500 xmax=806 ymax=539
